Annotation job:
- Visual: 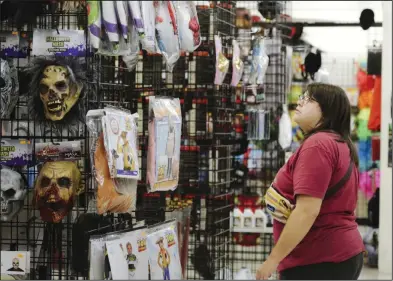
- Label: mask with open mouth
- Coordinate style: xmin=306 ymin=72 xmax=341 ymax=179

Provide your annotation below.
xmin=33 ymin=161 xmax=82 ymax=223
xmin=39 ymin=65 xmax=82 ymax=121
xmin=23 ymin=57 xmax=93 ymax=127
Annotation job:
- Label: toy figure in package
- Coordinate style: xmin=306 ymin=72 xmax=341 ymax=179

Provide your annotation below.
xmin=147 ymin=97 xmax=182 ymax=192
xmin=147 ymin=222 xmax=182 ymax=280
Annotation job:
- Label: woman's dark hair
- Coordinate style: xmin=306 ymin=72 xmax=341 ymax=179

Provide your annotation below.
xmin=303 ymin=83 xmax=359 ymax=167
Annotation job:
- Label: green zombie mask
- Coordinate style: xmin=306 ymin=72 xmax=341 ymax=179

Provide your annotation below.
xmin=39 ymin=65 xmax=82 ymax=121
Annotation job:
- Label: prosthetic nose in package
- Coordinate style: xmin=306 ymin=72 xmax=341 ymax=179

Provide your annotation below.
xmin=147 ymin=97 xmax=182 ymax=193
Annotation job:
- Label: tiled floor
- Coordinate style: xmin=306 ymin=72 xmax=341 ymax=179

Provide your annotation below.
xmin=359 ymin=266 xmax=392 ymax=280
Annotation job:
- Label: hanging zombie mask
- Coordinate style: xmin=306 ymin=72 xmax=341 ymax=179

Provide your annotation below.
xmin=0 ymin=58 xmax=19 ymax=118
xmin=33 ymin=161 xmax=82 ymax=223
xmin=0 ymin=166 xmax=27 ymax=222
xmin=23 ymin=57 xmax=90 ymax=127
xmin=39 ymin=65 xmax=82 ymax=121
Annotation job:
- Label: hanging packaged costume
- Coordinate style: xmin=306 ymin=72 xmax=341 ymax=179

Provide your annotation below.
xmin=154 ymin=1 xmax=181 ymax=72
xmin=86 ymin=108 xmax=138 ymax=214
xmin=147 ymin=221 xmax=182 ymax=280
xmin=102 ymin=108 xmax=139 ymax=179
xmin=147 ymin=97 xmax=182 ymax=192
xmin=106 ymin=229 xmax=149 ymax=280
xmin=173 ymin=1 xmax=201 ymax=52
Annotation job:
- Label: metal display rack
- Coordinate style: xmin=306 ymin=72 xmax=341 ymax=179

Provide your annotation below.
xmin=0 ymin=1 xmax=237 ymax=280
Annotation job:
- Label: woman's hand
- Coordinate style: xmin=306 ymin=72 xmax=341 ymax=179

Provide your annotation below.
xmin=256 ymin=257 xmax=279 ymax=280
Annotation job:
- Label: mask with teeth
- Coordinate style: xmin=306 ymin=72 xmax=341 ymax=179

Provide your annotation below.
xmin=33 ymin=161 xmax=82 ymax=223
xmin=23 ymin=57 xmax=93 ymax=127
xmin=39 ymin=65 xmax=82 ymax=121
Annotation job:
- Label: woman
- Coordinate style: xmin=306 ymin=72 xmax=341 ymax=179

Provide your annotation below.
xmin=257 ymin=83 xmax=365 ymax=280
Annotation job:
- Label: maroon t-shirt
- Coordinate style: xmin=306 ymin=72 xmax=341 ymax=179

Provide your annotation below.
xmin=272 ymin=132 xmax=365 ymax=272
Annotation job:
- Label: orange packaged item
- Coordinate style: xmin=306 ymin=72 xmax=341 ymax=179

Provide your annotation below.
xmin=86 ymin=109 xmax=137 ymax=214
xmin=94 ymin=134 xmax=135 ymax=214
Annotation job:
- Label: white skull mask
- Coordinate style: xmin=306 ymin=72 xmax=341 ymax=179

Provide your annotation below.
xmin=0 ymin=166 xmax=26 ymax=222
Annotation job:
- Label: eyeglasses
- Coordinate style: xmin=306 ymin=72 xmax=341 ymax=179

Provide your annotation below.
xmin=298 ymin=92 xmax=313 ymax=104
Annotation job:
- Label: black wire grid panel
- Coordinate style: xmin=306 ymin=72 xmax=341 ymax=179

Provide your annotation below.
xmin=0 ymin=1 xmax=237 ymax=280
xmin=229 ymin=1 xmax=289 ymax=278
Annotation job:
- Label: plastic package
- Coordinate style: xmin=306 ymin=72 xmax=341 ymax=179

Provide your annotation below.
xmin=87 ymin=1 xmax=102 ymax=49
xmin=147 ymin=97 xmax=182 ymax=192
xmin=140 ymin=1 xmax=156 ymax=52
xmin=278 ymin=104 xmax=292 ymax=150
xmin=106 ymin=228 xmax=149 ymax=280
xmin=154 ymin=1 xmax=181 ymax=72
xmin=214 ymin=35 xmax=229 ymax=85
xmin=101 ymin=108 xmax=139 ymax=180
xmin=248 ymin=37 xmax=269 ymax=85
xmin=89 ymin=236 xmax=107 ymax=280
xmin=147 ymin=221 xmax=182 ymax=280
xmin=102 ymin=1 xmax=119 ymax=43
xmin=231 ymin=39 xmax=244 ymax=87
xmin=115 ymin=1 xmax=128 ymax=41
xmin=173 ymin=1 xmax=201 ymax=52
xmin=86 ymin=109 xmax=137 ymax=215
xmin=128 ymin=1 xmax=144 ymax=36
xmin=122 ymin=21 xmax=141 ymax=71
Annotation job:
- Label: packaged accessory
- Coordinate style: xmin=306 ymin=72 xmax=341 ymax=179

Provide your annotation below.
xmin=0 ymin=165 xmax=27 ymax=222
xmin=147 ymin=221 xmax=182 ymax=280
xmin=248 ymin=36 xmax=269 ymax=86
xmin=214 ymin=35 xmax=229 ymax=85
xmin=154 ymin=1 xmax=181 ymax=72
xmin=265 ymin=160 xmax=354 ymax=224
xmin=231 ymin=39 xmax=244 ymax=87
xmin=147 ymin=97 xmax=182 ymax=192
xmin=278 ymin=104 xmax=292 ymax=150
xmin=139 ymin=1 xmax=157 ymax=53
xmin=173 ymin=1 xmax=201 ymax=52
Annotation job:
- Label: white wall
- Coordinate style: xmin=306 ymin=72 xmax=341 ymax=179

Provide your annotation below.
xmin=378 ymin=0 xmax=392 ymax=276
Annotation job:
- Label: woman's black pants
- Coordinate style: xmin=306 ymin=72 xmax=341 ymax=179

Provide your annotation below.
xmin=280 ymin=252 xmax=364 ymax=280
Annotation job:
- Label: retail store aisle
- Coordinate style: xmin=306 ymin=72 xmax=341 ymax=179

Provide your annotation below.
xmin=359 ymin=266 xmax=392 ymax=280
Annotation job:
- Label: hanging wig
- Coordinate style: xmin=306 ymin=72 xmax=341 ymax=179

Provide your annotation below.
xmin=22 ymin=56 xmax=93 ymax=128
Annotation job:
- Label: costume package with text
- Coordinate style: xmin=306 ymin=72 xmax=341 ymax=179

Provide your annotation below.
xmin=86 ymin=108 xmax=138 ymax=214
xmin=105 ymin=228 xmax=149 ymax=280
xmin=147 ymin=97 xmax=182 ymax=192
xmin=147 ymin=221 xmax=182 ymax=280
